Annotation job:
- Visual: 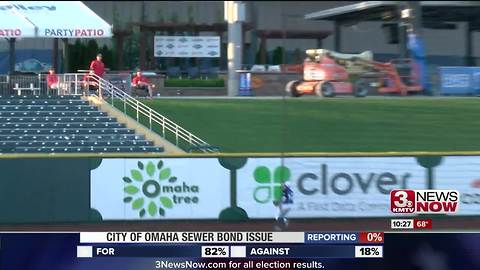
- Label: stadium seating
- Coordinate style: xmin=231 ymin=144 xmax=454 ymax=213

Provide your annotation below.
xmin=0 ymin=95 xmax=164 ymax=153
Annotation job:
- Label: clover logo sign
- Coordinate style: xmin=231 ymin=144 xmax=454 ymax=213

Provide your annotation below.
xmin=123 ymin=160 xmax=176 ymax=218
xmin=253 ymin=166 xmax=291 ymax=204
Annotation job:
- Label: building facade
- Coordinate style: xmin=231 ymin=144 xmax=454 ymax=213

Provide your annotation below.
xmin=0 ymin=1 xmax=477 ymax=73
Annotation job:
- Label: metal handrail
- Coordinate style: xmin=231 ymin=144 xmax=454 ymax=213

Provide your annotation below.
xmin=71 ymin=73 xmax=217 ymax=153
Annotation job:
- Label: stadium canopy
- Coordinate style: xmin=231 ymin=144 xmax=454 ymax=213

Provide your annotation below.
xmin=304 ymin=1 xmax=480 ymax=65
xmin=0 ymin=1 xmax=36 ymax=38
xmin=0 ymin=1 xmax=113 ymax=72
xmin=0 ymin=1 xmax=112 ymax=38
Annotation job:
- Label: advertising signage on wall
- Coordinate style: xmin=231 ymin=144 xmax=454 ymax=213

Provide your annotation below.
xmin=439 ymin=67 xmax=480 ymax=95
xmin=154 ymin=36 xmax=220 ymax=58
xmin=91 ymin=158 xmax=230 ymax=220
xmin=90 ymin=156 xmax=480 ymax=220
xmin=236 ymin=157 xmax=427 ymax=219
xmin=91 ymin=157 xmax=426 ymax=220
xmin=435 ymin=156 xmax=480 ymax=216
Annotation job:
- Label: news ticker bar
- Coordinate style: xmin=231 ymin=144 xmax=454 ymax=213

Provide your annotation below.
xmin=76 ymin=244 xmax=383 ymax=259
xmin=391 ymin=219 xmax=433 ymax=230
xmin=80 ymin=232 xmax=384 ymax=244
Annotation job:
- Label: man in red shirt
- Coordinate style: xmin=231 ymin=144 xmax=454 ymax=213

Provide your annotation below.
xmin=89 ymin=53 xmax=105 ymax=78
xmin=46 ymin=67 xmax=59 ymax=95
xmin=131 ymin=68 xmax=155 ymax=98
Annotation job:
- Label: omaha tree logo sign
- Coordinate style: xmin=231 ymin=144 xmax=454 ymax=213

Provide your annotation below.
xmin=253 ymin=166 xmax=290 ymax=204
xmin=123 ymin=160 xmax=199 ymax=218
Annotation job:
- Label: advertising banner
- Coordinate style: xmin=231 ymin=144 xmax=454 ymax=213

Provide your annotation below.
xmin=91 ymin=158 xmax=230 ymax=220
xmin=90 ymin=156 xmax=480 ymax=220
xmin=435 ymin=156 xmax=480 ymax=216
xmin=154 ymin=36 xmax=220 ymax=58
xmin=439 ymin=67 xmax=480 ymax=95
xmin=236 ymin=157 xmax=427 ymax=218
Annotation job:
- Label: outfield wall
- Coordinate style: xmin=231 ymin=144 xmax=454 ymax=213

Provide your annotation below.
xmin=0 ymin=155 xmax=478 ymax=224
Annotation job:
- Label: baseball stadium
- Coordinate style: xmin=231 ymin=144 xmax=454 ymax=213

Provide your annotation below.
xmin=1 ymin=1 xmax=480 ymax=269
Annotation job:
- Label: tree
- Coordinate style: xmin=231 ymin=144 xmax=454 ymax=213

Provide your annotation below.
xmin=100 ymin=45 xmax=114 ymax=70
xmin=255 ymin=48 xmax=263 ymax=64
xmin=67 ymin=39 xmax=84 ymax=72
xmin=66 ymin=39 xmax=114 ymax=72
xmin=124 ymin=31 xmax=140 ymax=69
xmin=272 ymin=46 xmax=285 ymax=65
xmin=121 ymin=13 xmax=140 ymax=70
xmin=293 ymin=48 xmax=302 ymax=64
xmin=85 ymin=39 xmax=99 ymax=68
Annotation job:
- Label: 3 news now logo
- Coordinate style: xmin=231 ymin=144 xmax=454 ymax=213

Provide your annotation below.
xmin=390 ymin=189 xmax=460 ymax=214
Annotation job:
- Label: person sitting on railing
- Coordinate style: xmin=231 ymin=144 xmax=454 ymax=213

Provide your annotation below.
xmin=131 ymin=68 xmax=155 ymax=98
xmin=90 ymin=53 xmax=105 ymax=78
xmin=82 ymin=69 xmax=99 ymax=96
xmin=46 ymin=67 xmax=60 ymax=95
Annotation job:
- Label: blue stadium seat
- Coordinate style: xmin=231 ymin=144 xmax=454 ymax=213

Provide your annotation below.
xmin=0 ymin=95 xmax=164 ymax=154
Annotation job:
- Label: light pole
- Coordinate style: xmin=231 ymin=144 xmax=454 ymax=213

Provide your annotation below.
xmin=225 ymin=1 xmax=245 ymax=96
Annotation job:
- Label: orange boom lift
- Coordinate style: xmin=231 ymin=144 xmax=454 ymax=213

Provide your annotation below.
xmin=286 ymin=49 xmax=423 ymax=97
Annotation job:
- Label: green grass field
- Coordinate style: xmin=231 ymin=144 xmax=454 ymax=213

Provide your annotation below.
xmin=125 ymin=98 xmax=480 ymax=153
